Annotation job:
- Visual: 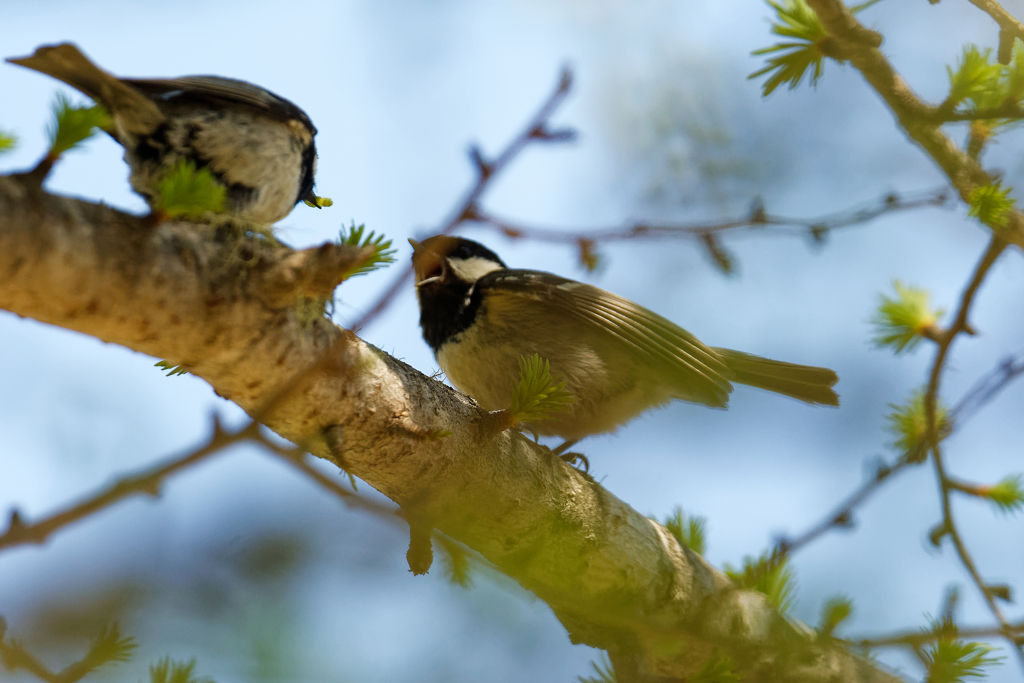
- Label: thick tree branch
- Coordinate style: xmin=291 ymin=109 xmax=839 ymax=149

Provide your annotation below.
xmin=0 ymin=176 xmax=902 ymax=682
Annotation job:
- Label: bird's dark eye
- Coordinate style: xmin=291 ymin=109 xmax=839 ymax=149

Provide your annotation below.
xmin=454 ymin=245 xmax=473 ymax=259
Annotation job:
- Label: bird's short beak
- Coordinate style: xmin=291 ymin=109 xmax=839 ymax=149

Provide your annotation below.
xmin=302 ymin=189 xmax=321 ymax=209
xmin=410 ymin=239 xmax=446 ymax=287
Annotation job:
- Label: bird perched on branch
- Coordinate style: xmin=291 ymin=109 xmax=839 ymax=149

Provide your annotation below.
xmin=7 ymin=42 xmax=320 ymax=224
xmin=411 ymin=235 xmax=839 ymax=455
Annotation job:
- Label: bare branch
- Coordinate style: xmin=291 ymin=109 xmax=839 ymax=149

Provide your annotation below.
xmin=0 ymin=416 xmax=254 ymax=551
xmin=806 ymin=0 xmax=1024 ymax=251
xmin=803 ymin=1 xmax=1024 ymax=667
xmin=949 ymin=354 xmax=1024 ymax=424
xmin=469 ymin=187 xmax=948 ymax=247
xmin=779 ymin=335 xmax=1022 ymax=560
xmin=776 ymin=460 xmax=910 ymax=558
xmin=853 ymin=619 xmax=1024 ymax=649
xmin=350 ymin=67 xmax=576 ymax=332
xmin=0 ymin=632 xmax=60 ymax=683
xmin=920 ymin=236 xmax=1021 ymax=665
xmin=963 ymin=0 xmax=1024 ymax=61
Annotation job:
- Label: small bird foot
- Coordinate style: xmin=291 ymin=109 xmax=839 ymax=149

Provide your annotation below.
xmin=558 ymin=451 xmax=589 ymax=473
xmin=549 ymin=439 xmax=587 ymax=471
xmin=550 ymin=439 xmax=579 ymax=457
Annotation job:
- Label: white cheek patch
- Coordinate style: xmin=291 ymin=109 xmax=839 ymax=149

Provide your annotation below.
xmin=449 ymin=255 xmax=503 ymax=282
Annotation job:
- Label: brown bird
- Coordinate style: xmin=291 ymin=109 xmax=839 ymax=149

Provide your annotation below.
xmin=411 ymin=235 xmax=839 ymax=454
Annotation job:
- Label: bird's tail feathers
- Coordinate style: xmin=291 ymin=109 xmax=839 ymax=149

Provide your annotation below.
xmin=7 ymin=43 xmax=163 ymax=134
xmin=714 ymin=347 xmax=839 ymax=406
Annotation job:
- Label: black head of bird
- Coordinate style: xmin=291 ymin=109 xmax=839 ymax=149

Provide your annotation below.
xmin=411 ymin=235 xmax=839 ymax=447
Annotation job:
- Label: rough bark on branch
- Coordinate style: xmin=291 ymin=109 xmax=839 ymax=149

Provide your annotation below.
xmin=0 ymin=176 xmax=901 ymax=682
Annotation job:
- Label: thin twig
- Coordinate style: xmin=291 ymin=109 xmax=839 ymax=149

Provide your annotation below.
xmin=0 ymin=416 xmax=258 ymax=552
xmin=806 ymin=0 xmax=1024 ymax=252
xmin=261 ymin=444 xmax=399 ymax=519
xmin=949 ymin=354 xmax=1024 ymax=424
xmin=261 ymin=442 xmax=498 ymax=580
xmin=775 ymin=238 xmax=1022 ymax=665
xmin=777 ymin=348 xmax=1024 ymax=558
xmin=776 ymin=460 xmax=910 ymax=557
xmin=963 ymin=0 xmax=1024 ymax=61
xmin=783 ymin=237 xmax=1018 ymax=663
xmin=804 ymin=0 xmax=1024 ymax=668
xmin=0 ymin=636 xmax=61 ymax=683
xmin=469 ymin=187 xmax=948 ymax=246
xmin=921 ymin=236 xmax=1022 ymax=666
xmin=0 ymin=622 xmax=137 ymax=683
xmin=0 ymin=410 xmax=486 ymax=587
xmin=931 ymin=441 xmax=1024 ymax=666
xmin=349 ymin=67 xmax=575 ymax=332
xmin=853 ymin=619 xmax=1024 ymax=649
xmin=946 ymin=477 xmax=991 ymax=498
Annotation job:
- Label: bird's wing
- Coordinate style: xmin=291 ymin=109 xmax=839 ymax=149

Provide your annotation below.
xmin=477 ymin=269 xmax=733 ymax=407
xmin=122 ymin=76 xmax=316 ymax=133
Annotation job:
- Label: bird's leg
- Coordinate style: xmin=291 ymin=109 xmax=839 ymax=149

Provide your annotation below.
xmin=550 ymin=439 xmax=579 ymax=457
xmin=550 ymin=439 xmax=589 ymax=472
